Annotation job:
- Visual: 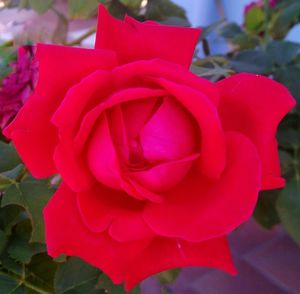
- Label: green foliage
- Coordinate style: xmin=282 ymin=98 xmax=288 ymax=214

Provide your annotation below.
xmin=2 ymin=177 xmax=54 ymax=243
xmin=0 ymin=142 xmax=21 ymax=173
xmin=0 ymin=48 xmax=17 ymax=80
xmin=277 ymin=178 xmax=300 ymax=245
xmin=145 ymin=0 xmax=186 ymax=21
xmin=266 ymin=40 xmax=300 ymax=66
xmin=254 ymin=191 xmax=280 ymax=229
xmin=119 ymin=0 xmax=142 ymax=9
xmin=98 ymin=274 xmax=140 ymax=294
xmin=68 ymin=0 xmax=101 ymax=19
xmin=54 ymin=257 xmax=101 ymax=293
xmin=28 ymin=0 xmax=54 ymax=14
xmin=230 ymin=49 xmax=273 ymax=74
xmin=270 ymin=1 xmax=300 ymax=39
xmin=245 ymin=6 xmax=265 ymax=33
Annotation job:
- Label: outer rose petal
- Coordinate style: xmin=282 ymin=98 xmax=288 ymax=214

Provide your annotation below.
xmin=96 ymin=5 xmax=201 ymax=68
xmin=124 ymin=237 xmax=236 ymax=291
xmin=144 ymin=132 xmax=261 ymax=242
xmin=44 ymin=183 xmax=236 ymax=291
xmin=112 ymin=59 xmax=220 ymax=106
xmin=217 ymin=73 xmax=296 ymax=190
xmin=4 ymin=44 xmax=116 ymax=178
xmin=44 ymin=183 xmax=150 ymax=284
xmin=77 ymin=183 xmax=154 ymax=241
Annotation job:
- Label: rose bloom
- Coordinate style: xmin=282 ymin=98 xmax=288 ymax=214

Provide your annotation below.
xmin=4 ymin=5 xmax=295 ymax=290
xmin=0 ymin=46 xmax=37 ymax=131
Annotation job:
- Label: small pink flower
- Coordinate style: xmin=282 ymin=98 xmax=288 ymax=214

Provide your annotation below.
xmin=0 ymin=45 xmax=37 ymax=131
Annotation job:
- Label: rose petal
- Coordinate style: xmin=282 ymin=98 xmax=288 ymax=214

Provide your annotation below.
xmin=129 ymin=153 xmax=199 ymax=193
xmin=4 ymin=44 xmax=116 ymax=178
xmin=75 ymin=88 xmax=167 ymax=154
xmin=87 ymin=114 xmax=123 ymax=191
xmin=140 ymin=96 xmax=198 ymax=162
xmin=143 ymin=132 xmax=261 ymax=242
xmin=43 ymin=183 xmax=150 ymax=284
xmin=96 ymin=5 xmax=201 ymax=67
xmin=156 ymin=78 xmax=226 ymax=178
xmin=53 ymin=141 xmax=95 ymax=192
xmin=44 ymin=183 xmax=235 ymax=291
xmin=52 ymin=70 xmax=113 ymax=139
xmin=77 ymin=183 xmax=154 ymax=241
xmin=87 ymin=113 xmax=161 ymax=202
xmin=124 ymin=237 xmax=236 ymax=291
xmin=112 ymin=59 xmax=220 ymax=106
xmin=217 ymin=73 xmax=296 ymax=189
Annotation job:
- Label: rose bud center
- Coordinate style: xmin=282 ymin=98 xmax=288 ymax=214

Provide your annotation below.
xmin=87 ymin=94 xmax=199 ymax=196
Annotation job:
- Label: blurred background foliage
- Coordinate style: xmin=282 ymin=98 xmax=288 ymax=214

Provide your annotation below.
xmin=0 ymin=0 xmax=300 ymax=293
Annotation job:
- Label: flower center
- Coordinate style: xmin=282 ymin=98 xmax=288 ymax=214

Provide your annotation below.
xmin=127 ymin=137 xmax=150 ymax=171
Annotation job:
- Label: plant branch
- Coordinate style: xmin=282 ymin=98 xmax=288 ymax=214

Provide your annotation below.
xmin=64 ymin=27 xmax=96 ymax=46
xmin=0 ymin=270 xmax=51 ymax=294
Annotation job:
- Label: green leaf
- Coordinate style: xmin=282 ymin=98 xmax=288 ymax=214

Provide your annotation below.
xmin=254 ymin=190 xmax=280 ymax=229
xmin=232 ymin=32 xmax=259 ymax=50
xmin=219 ymin=22 xmax=242 ymax=39
xmin=230 ymin=49 xmax=273 ymax=74
xmin=273 ymin=65 xmax=300 ymax=100
xmin=2 ymin=177 xmax=54 ymax=243
xmin=277 ymin=128 xmax=300 ymax=149
xmin=277 ymin=178 xmax=300 ymax=246
xmin=98 ymin=274 xmax=140 ymax=294
xmin=267 ymin=40 xmax=300 ymax=66
xmin=270 ymin=2 xmax=300 ymax=39
xmin=0 ymin=142 xmax=21 ymax=173
xmin=8 ymin=238 xmax=46 ymax=264
xmin=29 ymin=0 xmax=53 ymax=14
xmin=190 ymin=64 xmax=233 ymax=82
xmin=245 ymin=6 xmax=265 ymax=33
xmin=27 ymin=253 xmax=58 ymax=293
xmin=145 ymin=0 xmax=186 ymax=21
xmin=120 ymin=0 xmax=142 ymax=9
xmin=54 ymin=257 xmax=100 ymax=294
xmin=0 ymin=165 xmax=26 ymax=191
xmin=1 ymin=255 xmax=23 ymax=275
xmin=157 ymin=269 xmax=180 ymax=285
xmin=0 ymin=273 xmax=23 ymax=293
xmin=0 ymin=229 xmax=8 ymax=255
xmin=0 ymin=48 xmax=17 ymax=80
xmin=68 ymin=0 xmax=100 ymax=19
xmin=0 ymin=205 xmax=27 ymax=236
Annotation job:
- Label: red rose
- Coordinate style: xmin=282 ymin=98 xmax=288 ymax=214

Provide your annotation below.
xmin=4 ymin=5 xmax=295 ymax=290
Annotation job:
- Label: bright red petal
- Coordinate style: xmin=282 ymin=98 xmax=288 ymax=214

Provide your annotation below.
xmin=217 ymin=73 xmax=295 ymax=190
xmin=144 ymin=132 xmax=261 ymax=242
xmin=124 ymin=237 xmax=236 ymax=291
xmin=112 ymin=59 xmax=220 ymax=106
xmin=4 ymin=44 xmax=116 ymax=178
xmin=156 ymin=78 xmax=226 ymax=178
xmin=43 ymin=183 xmax=150 ymax=284
xmin=77 ymin=183 xmax=154 ymax=241
xmin=95 ymin=5 xmax=200 ymax=67
xmin=44 ymin=183 xmax=235 ymax=291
